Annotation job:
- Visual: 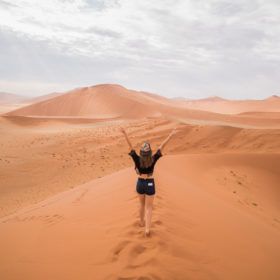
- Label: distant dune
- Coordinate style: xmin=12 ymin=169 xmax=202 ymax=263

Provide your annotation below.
xmin=4 ymin=84 xmax=164 ymax=118
xmin=27 ymin=91 xmax=66 ymax=103
xmin=179 ymin=95 xmax=280 ymax=114
xmin=0 ymin=92 xmax=29 ymax=105
xmin=2 ymin=87 xmax=280 ymax=117
xmin=2 ymin=84 xmax=225 ymax=123
xmin=0 ymin=92 xmax=32 ymax=114
xmin=4 ymin=84 xmax=280 ymax=129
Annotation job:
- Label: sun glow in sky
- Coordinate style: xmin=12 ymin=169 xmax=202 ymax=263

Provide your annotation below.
xmin=0 ymin=0 xmax=279 ymax=99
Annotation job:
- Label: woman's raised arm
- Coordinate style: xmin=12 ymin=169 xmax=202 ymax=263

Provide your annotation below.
xmin=120 ymin=127 xmax=133 ymax=150
xmin=159 ymin=127 xmax=178 ymax=152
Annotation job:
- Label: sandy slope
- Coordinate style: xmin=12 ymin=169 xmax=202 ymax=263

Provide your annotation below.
xmin=4 ymin=84 xmax=162 ymax=118
xmin=178 ymin=95 xmax=280 ymax=114
xmin=0 ymin=153 xmax=280 ymax=280
xmin=0 ymin=92 xmax=31 ymax=114
xmin=27 ymin=91 xmax=67 ymax=103
xmin=4 ymin=85 xmax=280 ymax=129
xmin=0 ymin=116 xmax=172 ymax=217
xmin=1 ymin=116 xmax=279 ymax=218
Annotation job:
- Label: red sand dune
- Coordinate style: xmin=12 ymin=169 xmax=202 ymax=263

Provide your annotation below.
xmin=0 ymin=153 xmax=279 ymax=279
xmin=0 ymin=92 xmax=29 ymax=105
xmin=1 ymin=84 xmax=280 ymax=279
xmin=1 ymin=116 xmax=279 ymax=219
xmin=4 ymin=84 xmax=280 ymax=129
xmin=2 ymin=84 xmax=228 ymax=127
xmin=27 ymin=91 xmax=66 ymax=103
xmin=4 ymin=84 xmax=163 ymax=118
xmin=178 ymin=95 xmax=280 ymax=114
xmin=0 ymin=92 xmax=31 ymax=114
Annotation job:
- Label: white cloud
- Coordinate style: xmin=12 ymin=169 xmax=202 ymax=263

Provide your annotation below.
xmin=0 ymin=0 xmax=280 ymax=98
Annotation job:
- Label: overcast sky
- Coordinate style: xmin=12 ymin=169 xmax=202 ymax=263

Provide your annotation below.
xmin=0 ymin=0 xmax=279 ymax=99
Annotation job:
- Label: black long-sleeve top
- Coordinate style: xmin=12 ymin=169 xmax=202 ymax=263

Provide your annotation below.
xmin=128 ymin=149 xmax=162 ymax=175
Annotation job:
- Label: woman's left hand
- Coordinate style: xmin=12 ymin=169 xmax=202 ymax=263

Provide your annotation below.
xmin=170 ymin=127 xmax=178 ymax=136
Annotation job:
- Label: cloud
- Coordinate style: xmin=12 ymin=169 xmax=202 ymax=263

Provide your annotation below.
xmin=0 ymin=0 xmax=279 ymax=99
xmin=0 ymin=0 xmax=18 ymax=8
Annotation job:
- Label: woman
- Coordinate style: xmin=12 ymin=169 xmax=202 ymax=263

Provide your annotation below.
xmin=120 ymin=127 xmax=177 ymax=236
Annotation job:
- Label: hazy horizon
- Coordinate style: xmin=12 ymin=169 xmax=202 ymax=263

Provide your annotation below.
xmin=1 ymin=83 xmax=279 ymax=101
xmin=1 ymin=0 xmax=279 ymax=99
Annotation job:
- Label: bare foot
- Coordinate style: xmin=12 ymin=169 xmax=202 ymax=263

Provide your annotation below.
xmin=139 ymin=220 xmax=145 ymax=227
xmin=145 ymin=230 xmax=150 ymax=237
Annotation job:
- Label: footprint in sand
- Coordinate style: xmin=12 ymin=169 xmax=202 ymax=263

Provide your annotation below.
xmin=129 ymin=244 xmax=146 ymax=257
xmin=111 ymin=240 xmax=131 ymax=262
xmin=153 ymin=220 xmax=163 ymax=226
xmin=126 ymin=243 xmax=159 ymax=269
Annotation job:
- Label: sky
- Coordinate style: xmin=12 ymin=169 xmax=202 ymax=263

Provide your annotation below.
xmin=0 ymin=0 xmax=279 ymax=99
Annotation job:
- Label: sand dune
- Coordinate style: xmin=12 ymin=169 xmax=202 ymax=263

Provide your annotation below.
xmin=4 ymin=84 xmax=163 ymax=118
xmin=1 ymin=116 xmax=279 ymax=218
xmin=27 ymin=91 xmax=67 ymax=103
xmin=1 ymin=85 xmax=280 ymax=279
xmin=0 ymin=92 xmax=29 ymax=105
xmin=0 ymin=153 xmax=279 ymax=280
xmin=3 ymin=85 xmax=280 ymax=129
xmin=179 ymin=95 xmax=280 ymax=114
xmin=0 ymin=92 xmax=31 ymax=114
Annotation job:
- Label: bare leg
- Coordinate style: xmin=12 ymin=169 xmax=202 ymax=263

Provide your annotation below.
xmin=138 ymin=194 xmax=145 ymax=226
xmin=145 ymin=194 xmax=155 ymax=236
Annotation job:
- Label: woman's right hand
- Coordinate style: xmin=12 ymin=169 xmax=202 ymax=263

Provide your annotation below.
xmin=170 ymin=127 xmax=178 ymax=136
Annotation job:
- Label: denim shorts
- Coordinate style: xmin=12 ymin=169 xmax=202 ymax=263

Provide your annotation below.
xmin=136 ymin=178 xmax=155 ymax=195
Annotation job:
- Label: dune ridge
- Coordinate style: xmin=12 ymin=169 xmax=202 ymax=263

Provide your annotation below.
xmin=3 ymin=84 xmax=280 ymax=129
xmin=178 ymin=95 xmax=280 ymax=114
xmin=4 ymin=84 xmax=163 ymax=118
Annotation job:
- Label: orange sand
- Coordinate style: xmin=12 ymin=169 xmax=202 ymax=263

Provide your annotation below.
xmin=177 ymin=95 xmax=280 ymax=114
xmin=0 ymin=153 xmax=280 ymax=279
xmin=0 ymin=84 xmax=280 ymax=279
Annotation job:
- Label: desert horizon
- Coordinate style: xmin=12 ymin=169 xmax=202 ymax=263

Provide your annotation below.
xmin=1 ymin=0 xmax=280 ymax=279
